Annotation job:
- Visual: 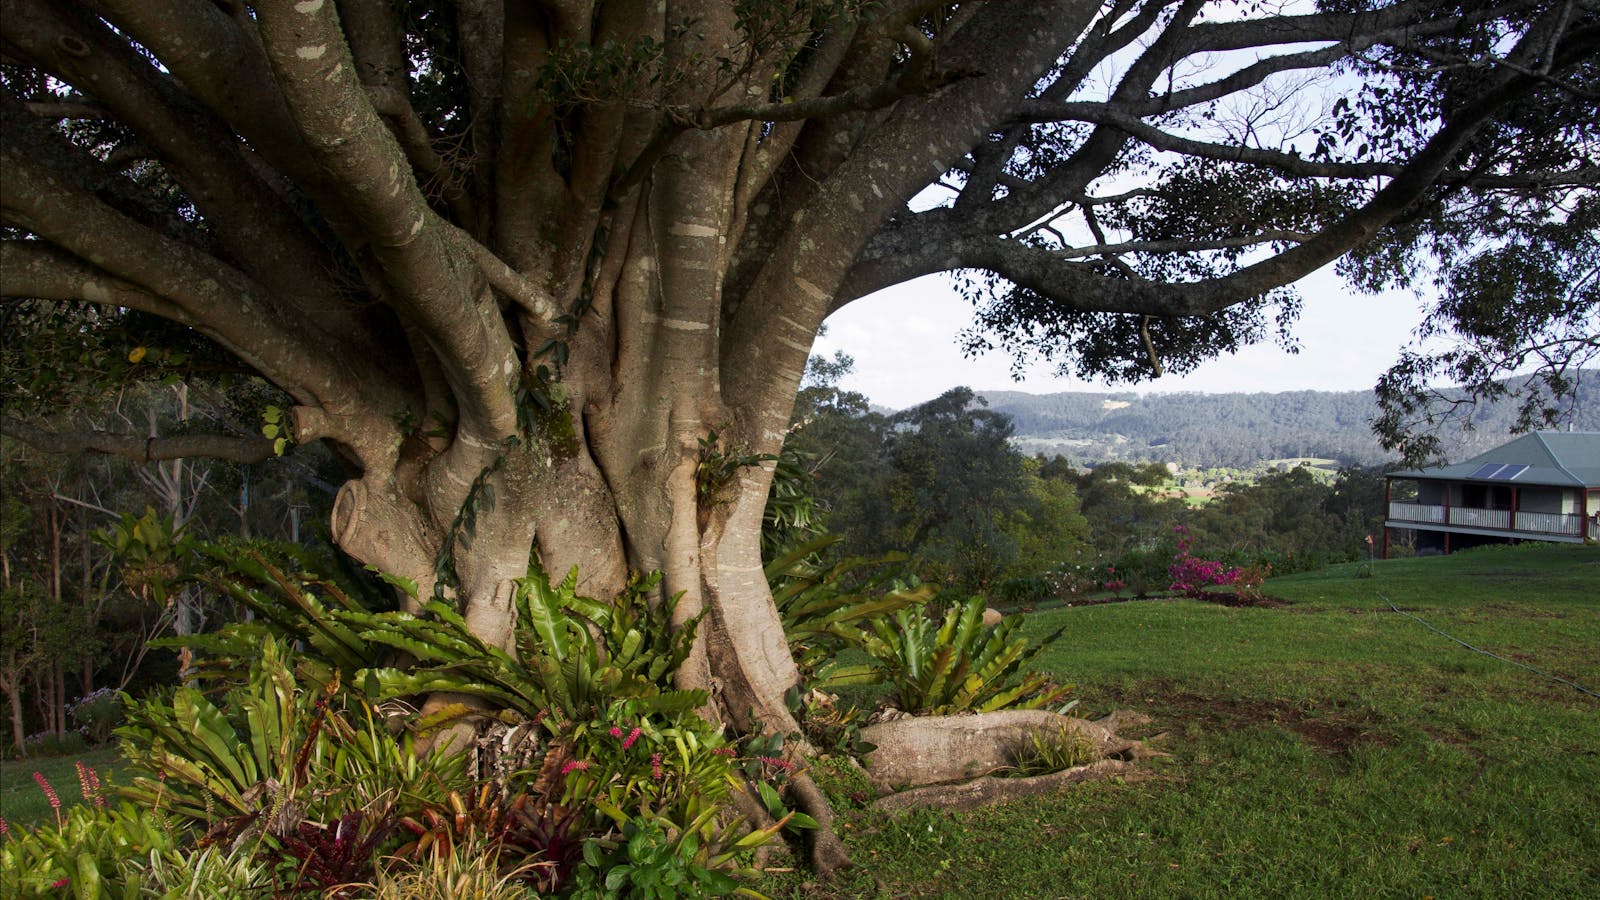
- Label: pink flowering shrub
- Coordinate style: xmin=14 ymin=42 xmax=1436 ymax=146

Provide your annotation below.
xmin=1101 ymin=566 xmax=1127 ymax=597
xmin=1168 ymin=525 xmax=1241 ymax=599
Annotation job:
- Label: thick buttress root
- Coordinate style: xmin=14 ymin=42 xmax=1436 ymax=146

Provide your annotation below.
xmin=787 ymin=767 xmax=853 ymax=877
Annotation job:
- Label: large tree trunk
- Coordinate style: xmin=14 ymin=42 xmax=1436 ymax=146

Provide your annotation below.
xmin=305 ymin=92 xmax=837 ymax=855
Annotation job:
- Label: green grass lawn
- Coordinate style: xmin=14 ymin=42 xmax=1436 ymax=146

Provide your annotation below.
xmin=1 ymin=745 xmax=123 ymax=829
xmin=773 ymin=543 xmax=1600 ymax=898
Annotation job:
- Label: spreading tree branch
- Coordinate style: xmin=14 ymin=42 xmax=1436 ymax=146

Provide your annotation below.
xmin=91 ymin=0 xmax=328 ymax=201
xmin=3 ymin=0 xmax=353 ymax=326
xmin=0 ymin=242 xmax=189 ymax=324
xmin=253 ymin=0 xmax=526 ymax=455
xmin=1 ymin=421 xmax=278 ymax=465
xmin=1009 ymin=103 xmax=1599 ymax=188
xmin=0 ymin=148 xmax=358 ymax=409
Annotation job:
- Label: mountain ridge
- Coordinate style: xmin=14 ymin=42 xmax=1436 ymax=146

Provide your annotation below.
xmin=966 ymin=375 xmax=1600 ymax=469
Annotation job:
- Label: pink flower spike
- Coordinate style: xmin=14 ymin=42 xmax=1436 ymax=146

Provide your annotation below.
xmin=76 ymin=761 xmax=94 ymax=802
xmin=33 ymin=772 xmax=61 ymax=809
xmin=621 ymin=727 xmax=642 ymax=750
xmin=85 ymin=766 xmax=106 ymax=807
xmin=52 ymin=878 xmax=70 ymax=890
xmin=0 ymin=816 xmax=9 ymax=836
xmin=651 ymin=753 xmax=664 ymax=780
xmin=560 ymin=759 xmax=591 ymax=775
xmin=757 ymin=755 xmax=796 ymax=772
xmin=609 ymin=725 xmax=624 ymax=739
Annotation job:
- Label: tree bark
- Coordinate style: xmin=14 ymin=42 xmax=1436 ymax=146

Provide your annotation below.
xmin=2 ymin=677 xmax=25 ymax=758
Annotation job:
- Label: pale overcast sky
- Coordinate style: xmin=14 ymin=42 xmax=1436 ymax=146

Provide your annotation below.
xmin=813 ymin=264 xmax=1433 ymax=410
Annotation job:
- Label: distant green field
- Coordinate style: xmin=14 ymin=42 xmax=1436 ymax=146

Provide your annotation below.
xmin=1263 ymin=456 xmax=1341 ymax=470
xmin=0 ymin=746 xmax=122 ymax=828
xmin=772 ymin=543 xmax=1600 ymax=898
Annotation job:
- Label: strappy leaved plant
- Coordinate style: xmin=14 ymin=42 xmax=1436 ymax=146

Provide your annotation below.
xmin=764 ymin=534 xmax=934 ymax=681
xmin=117 ymin=638 xmax=462 ymax=842
xmin=356 ymin=565 xmax=707 ymax=735
xmin=840 ymin=597 xmax=1073 ymax=715
xmin=170 ymin=542 xmax=395 ymax=688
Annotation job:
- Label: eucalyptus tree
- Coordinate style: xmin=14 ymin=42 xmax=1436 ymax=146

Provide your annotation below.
xmin=2 ymin=0 xmax=1594 ymax=866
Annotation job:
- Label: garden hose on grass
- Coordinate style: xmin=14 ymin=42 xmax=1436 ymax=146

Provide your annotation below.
xmin=1378 ymin=591 xmax=1599 ymax=700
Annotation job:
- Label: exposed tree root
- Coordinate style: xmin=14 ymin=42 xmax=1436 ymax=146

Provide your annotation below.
xmin=870 ymin=758 xmax=1137 ymax=813
xmin=859 ymin=709 xmax=1142 ymax=792
xmin=851 ymin=709 xmax=1157 ymax=816
xmin=787 ymin=768 xmax=854 ymax=878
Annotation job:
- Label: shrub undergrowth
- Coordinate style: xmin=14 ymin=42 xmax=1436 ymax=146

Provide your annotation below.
xmin=1 ymin=545 xmax=812 ymax=898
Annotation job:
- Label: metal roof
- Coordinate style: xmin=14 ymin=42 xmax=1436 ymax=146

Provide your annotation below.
xmin=1389 ymin=432 xmax=1600 ymax=488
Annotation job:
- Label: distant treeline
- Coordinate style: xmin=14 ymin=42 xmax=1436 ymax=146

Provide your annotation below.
xmin=977 ymin=370 xmax=1600 ymax=469
xmin=775 ymin=366 xmax=1389 ymax=603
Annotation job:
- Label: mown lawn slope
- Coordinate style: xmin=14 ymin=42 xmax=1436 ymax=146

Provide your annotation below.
xmin=780 ymin=544 xmax=1599 ymax=898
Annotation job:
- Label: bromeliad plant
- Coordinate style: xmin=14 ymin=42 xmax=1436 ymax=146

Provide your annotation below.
xmin=0 ymin=797 xmax=176 ymax=898
xmin=117 ymin=637 xmax=318 ymax=831
xmin=116 ymin=637 xmax=464 ymax=848
xmin=765 ymin=534 xmax=934 ymax=681
xmin=837 ymin=596 xmax=1072 ymax=716
xmin=92 ymin=538 xmax=807 ymax=897
xmin=560 ymin=707 xmax=809 ymax=899
xmin=356 ymin=566 xmax=707 ymax=736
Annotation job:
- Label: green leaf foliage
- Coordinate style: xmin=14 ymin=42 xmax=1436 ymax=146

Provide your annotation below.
xmin=117 ymin=637 xmax=464 ymax=842
xmin=0 ymin=802 xmax=176 ymax=899
xmin=856 ymin=596 xmax=1072 ymax=715
xmin=764 ymin=533 xmax=934 ymax=678
xmin=351 ymin=564 xmax=706 ymax=732
xmin=163 ymin=543 xmax=393 ymax=689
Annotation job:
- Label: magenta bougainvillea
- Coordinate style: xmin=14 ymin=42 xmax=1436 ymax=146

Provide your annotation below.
xmin=1169 ymin=525 xmax=1240 ymax=598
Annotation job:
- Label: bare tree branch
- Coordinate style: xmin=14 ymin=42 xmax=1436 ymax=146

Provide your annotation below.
xmin=965 ymin=0 xmax=1213 ymax=239
xmin=340 ymin=0 xmax=476 ymax=224
xmin=1 ymin=241 xmax=190 ymax=323
xmin=0 ymin=147 xmax=359 ymax=409
xmin=1010 ymin=103 xmax=1599 ymax=189
xmin=846 ymin=24 xmax=1586 ymax=319
xmin=24 ymin=99 xmax=109 ymax=120
xmin=724 ymin=0 xmax=1109 ymax=438
xmin=92 ymin=0 xmax=326 ymax=198
xmin=1055 ymin=230 xmax=1315 ymax=260
xmin=446 ymin=223 xmax=563 ymax=333
xmin=731 ymin=16 xmax=858 ymax=215
xmin=960 ymin=0 xmax=1163 ymax=212
xmin=454 ymin=0 xmax=504 ymax=241
xmin=2 ymin=421 xmax=277 ymax=465
xmin=692 ymin=63 xmax=960 ymax=131
xmin=1178 ymin=0 xmax=1509 ymax=54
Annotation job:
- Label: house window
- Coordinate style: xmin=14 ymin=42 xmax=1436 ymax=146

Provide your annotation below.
xmin=1460 ymin=483 xmax=1512 ymax=510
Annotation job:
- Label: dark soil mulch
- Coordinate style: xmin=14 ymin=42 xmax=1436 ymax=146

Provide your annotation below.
xmin=1096 ymin=681 xmax=1391 ymax=756
xmin=1047 ymin=591 xmax=1291 ymax=610
xmin=1197 ymin=591 xmax=1292 ymax=608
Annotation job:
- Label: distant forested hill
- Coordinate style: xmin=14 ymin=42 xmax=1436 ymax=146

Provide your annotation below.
xmin=975 ymin=372 xmax=1600 ymax=468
